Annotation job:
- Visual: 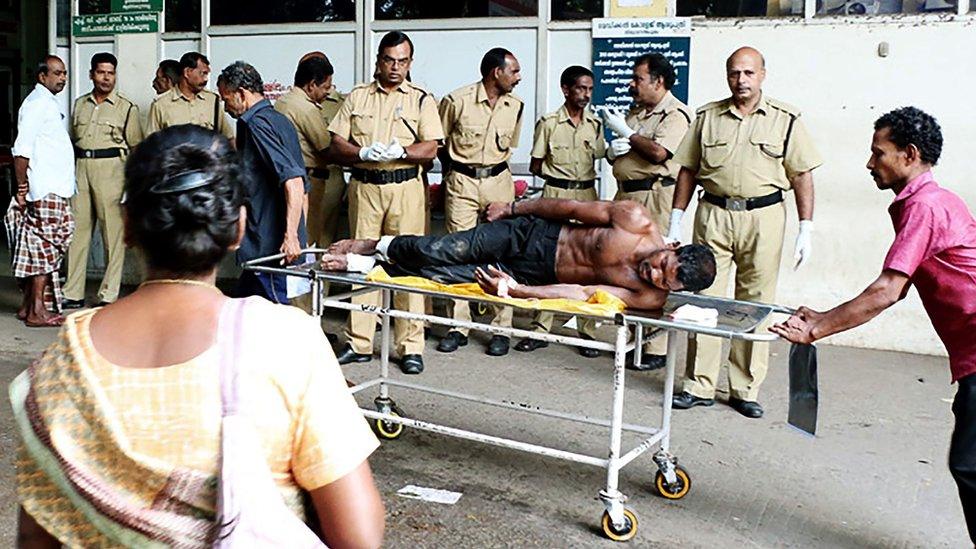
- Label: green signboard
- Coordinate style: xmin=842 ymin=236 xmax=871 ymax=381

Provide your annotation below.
xmin=111 ymin=0 xmax=163 ymax=12
xmin=73 ymin=12 xmax=158 ymax=37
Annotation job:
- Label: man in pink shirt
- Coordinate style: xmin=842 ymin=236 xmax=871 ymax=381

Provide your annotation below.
xmin=772 ymin=107 xmax=975 ymax=545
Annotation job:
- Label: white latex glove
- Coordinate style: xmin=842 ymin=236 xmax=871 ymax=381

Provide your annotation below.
xmin=607 ymin=137 xmax=632 ymax=161
xmin=794 ymin=220 xmax=814 ymax=270
xmin=377 ymin=138 xmax=406 ymax=162
xmin=358 ymin=141 xmax=387 ymax=162
xmin=602 ymin=108 xmax=636 ymax=139
xmin=665 ymin=208 xmax=684 ymax=244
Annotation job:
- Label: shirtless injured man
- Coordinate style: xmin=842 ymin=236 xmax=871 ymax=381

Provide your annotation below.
xmin=321 ymin=198 xmax=716 ymax=311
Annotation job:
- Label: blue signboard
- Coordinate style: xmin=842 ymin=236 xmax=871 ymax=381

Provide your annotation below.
xmin=591 ymin=18 xmax=691 ymax=112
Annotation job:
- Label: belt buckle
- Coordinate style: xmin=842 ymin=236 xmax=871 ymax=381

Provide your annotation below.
xmin=726 ymin=197 xmax=748 ymax=211
xmin=474 ymin=166 xmax=491 ymax=179
xmin=85 ymin=150 xmax=93 ymax=159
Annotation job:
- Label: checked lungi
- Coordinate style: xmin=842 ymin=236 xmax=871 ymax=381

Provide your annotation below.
xmin=4 ymin=195 xmax=74 ymax=312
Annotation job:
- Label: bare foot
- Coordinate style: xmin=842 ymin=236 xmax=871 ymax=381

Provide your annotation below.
xmin=320 ymin=253 xmax=349 ymax=271
xmin=24 ymin=312 xmax=64 ymax=327
xmin=327 ymin=239 xmax=376 ymax=256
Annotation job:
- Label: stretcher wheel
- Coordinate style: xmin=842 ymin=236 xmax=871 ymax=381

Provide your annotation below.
xmin=373 ymin=412 xmax=404 ymax=440
xmin=601 ymin=508 xmax=638 ymax=542
xmin=654 ymin=466 xmax=691 ymax=500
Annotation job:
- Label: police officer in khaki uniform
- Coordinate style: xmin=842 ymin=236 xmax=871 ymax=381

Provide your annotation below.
xmin=275 ymin=54 xmax=345 ymax=253
xmin=147 ymin=52 xmax=234 ymax=141
xmin=513 ymin=65 xmax=604 ymax=357
xmin=668 ymin=47 xmax=821 ymax=418
xmin=602 ymin=53 xmax=693 ymax=371
xmin=437 ymin=47 xmax=524 ymax=357
xmin=327 ymin=31 xmax=444 ymax=375
xmin=63 ymin=53 xmax=143 ymax=309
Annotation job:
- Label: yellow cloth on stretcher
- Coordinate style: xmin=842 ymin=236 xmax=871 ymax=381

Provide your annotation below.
xmin=365 ymin=267 xmax=626 ymax=317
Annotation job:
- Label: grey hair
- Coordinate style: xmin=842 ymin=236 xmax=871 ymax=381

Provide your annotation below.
xmin=217 ymin=61 xmax=264 ymax=94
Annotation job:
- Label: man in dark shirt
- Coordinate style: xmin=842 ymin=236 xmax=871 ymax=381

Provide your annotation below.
xmin=217 ymin=61 xmax=308 ymax=303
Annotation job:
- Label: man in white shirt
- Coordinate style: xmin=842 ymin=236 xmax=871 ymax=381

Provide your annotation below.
xmin=6 ymin=55 xmax=76 ymax=327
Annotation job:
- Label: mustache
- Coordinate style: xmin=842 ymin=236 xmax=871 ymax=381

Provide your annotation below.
xmin=870 ymin=170 xmax=880 ymax=179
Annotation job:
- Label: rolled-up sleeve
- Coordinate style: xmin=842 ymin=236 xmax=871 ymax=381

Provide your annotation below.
xmin=12 ymin=103 xmax=40 ymax=159
xmin=883 ymin=203 xmax=941 ymax=278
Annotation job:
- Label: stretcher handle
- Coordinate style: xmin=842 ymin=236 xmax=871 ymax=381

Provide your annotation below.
xmin=239 ymin=247 xmax=328 ymax=268
xmin=769 ymin=304 xmax=796 ymax=315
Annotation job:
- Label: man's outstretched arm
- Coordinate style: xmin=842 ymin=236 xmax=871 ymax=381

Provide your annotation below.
xmin=485 ymin=198 xmax=654 ymax=235
xmin=770 ymin=270 xmax=910 ymax=344
xmin=475 ymin=266 xmax=666 ymax=310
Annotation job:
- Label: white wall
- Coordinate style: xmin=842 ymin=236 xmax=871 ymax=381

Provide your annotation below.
xmin=209 ymin=33 xmax=357 ymax=100
xmin=685 ymin=21 xmax=976 ymax=357
xmin=162 ymin=38 xmax=200 ymax=61
xmin=402 ymin=29 xmax=538 ymax=167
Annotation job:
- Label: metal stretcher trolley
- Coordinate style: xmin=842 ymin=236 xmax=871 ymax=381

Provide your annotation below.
xmin=244 ymin=251 xmax=786 ymax=542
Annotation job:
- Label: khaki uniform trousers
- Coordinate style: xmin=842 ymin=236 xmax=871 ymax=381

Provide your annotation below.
xmin=65 ymin=157 xmax=126 ymax=303
xmin=346 ymin=178 xmax=426 ymax=356
xmin=614 ymin=183 xmax=675 ymax=355
xmin=444 ymin=170 xmax=515 ymax=336
xmin=306 ymin=171 xmax=345 ymax=249
xmin=292 ymin=171 xmax=345 ymax=317
xmin=683 ymin=200 xmax=786 ymax=402
xmin=528 ymin=183 xmax=598 ymax=338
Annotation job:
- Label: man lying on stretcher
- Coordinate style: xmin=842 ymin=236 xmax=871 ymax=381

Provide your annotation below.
xmin=321 ymin=198 xmax=716 ymax=310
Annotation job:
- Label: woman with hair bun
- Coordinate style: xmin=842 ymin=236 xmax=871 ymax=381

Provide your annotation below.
xmin=11 ymin=124 xmax=385 ymax=548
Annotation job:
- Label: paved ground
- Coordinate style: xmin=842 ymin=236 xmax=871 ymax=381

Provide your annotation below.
xmin=0 ymin=278 xmax=969 ymax=547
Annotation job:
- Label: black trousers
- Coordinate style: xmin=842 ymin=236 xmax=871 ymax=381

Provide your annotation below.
xmin=950 ymin=372 xmax=976 ymax=544
xmin=385 ymin=216 xmax=562 ymax=286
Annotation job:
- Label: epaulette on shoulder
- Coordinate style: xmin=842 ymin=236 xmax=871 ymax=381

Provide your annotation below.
xmin=696 ymin=99 xmax=727 ymax=115
xmin=765 ymin=97 xmax=801 ymax=116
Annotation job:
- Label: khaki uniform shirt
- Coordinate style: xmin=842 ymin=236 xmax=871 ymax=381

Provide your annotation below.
xmin=439 ymin=82 xmax=524 ymax=166
xmin=147 ymin=87 xmax=234 ymax=141
xmin=673 ymin=95 xmax=822 ymax=198
xmin=612 ymin=91 xmax=692 ymax=182
xmin=329 ymin=80 xmax=443 ymax=171
xmin=274 ymin=88 xmax=332 ymax=170
xmin=531 ymin=105 xmax=605 ymax=181
xmin=71 ymin=90 xmax=143 ymax=150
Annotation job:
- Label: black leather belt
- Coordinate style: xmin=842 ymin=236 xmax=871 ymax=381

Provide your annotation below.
xmin=74 ymin=147 xmax=124 ymax=159
xmin=702 ymin=190 xmax=784 ymax=211
xmin=546 ymin=178 xmax=595 ymax=190
xmin=350 ymin=166 xmax=419 ymax=184
xmin=619 ymin=177 xmax=675 ymax=193
xmin=451 ymin=162 xmax=509 ymax=179
xmin=307 ymin=167 xmax=330 ymax=179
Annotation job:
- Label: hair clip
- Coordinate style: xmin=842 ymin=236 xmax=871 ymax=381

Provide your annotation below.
xmin=149 ymin=170 xmax=215 ymax=194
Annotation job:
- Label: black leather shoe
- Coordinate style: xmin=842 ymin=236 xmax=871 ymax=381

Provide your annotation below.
xmin=625 ymin=353 xmax=666 ymax=372
xmin=728 ymin=397 xmax=764 ymax=418
xmin=336 ymin=344 xmax=372 ymax=365
xmin=436 ymin=331 xmax=468 ymax=353
xmin=62 ymin=299 xmax=85 ymax=310
xmin=398 ymin=354 xmax=424 ymax=375
xmin=486 ymin=335 xmax=510 ymax=356
xmin=578 ymin=346 xmax=600 ymax=358
xmin=514 ymin=338 xmax=548 ymax=352
xmin=672 ymin=391 xmax=715 ymax=409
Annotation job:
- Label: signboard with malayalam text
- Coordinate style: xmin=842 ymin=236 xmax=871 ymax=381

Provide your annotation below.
xmin=72 ymin=12 xmax=158 ymax=37
xmin=111 ymin=0 xmax=162 ymax=12
xmin=591 ymin=18 xmax=691 ymax=114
